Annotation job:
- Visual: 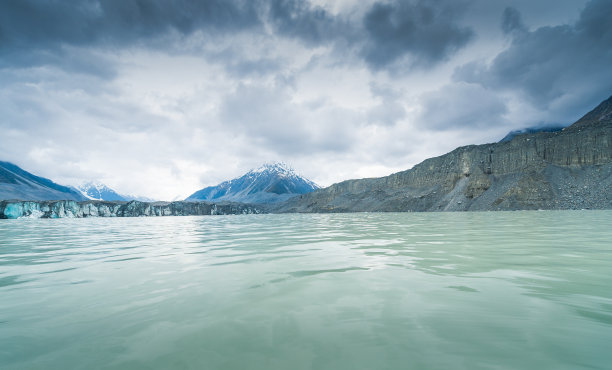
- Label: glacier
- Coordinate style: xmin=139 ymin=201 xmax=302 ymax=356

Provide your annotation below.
xmin=0 ymin=200 xmax=264 ymax=219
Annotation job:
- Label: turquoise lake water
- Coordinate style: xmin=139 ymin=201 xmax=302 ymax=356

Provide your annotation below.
xmin=1 ymin=211 xmax=611 ymax=369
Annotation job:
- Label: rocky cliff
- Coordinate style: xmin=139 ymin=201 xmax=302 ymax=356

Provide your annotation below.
xmin=276 ymin=96 xmax=612 ymax=212
xmin=0 ymin=200 xmax=264 ymax=219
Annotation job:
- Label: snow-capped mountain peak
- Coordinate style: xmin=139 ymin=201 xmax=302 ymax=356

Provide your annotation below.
xmin=186 ymin=162 xmax=319 ymax=204
xmin=246 ymin=162 xmax=318 ymax=187
xmin=74 ymin=182 xmax=157 ymax=202
xmin=249 ymin=162 xmax=292 ymax=175
xmin=75 ymin=181 xmax=127 ymax=201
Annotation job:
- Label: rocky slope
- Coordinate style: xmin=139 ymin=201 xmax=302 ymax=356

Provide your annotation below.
xmin=276 ymin=95 xmax=612 ymax=212
xmin=0 ymin=161 xmax=86 ymax=201
xmin=0 ymin=200 xmax=264 ymax=219
xmin=186 ymin=162 xmax=319 ymax=204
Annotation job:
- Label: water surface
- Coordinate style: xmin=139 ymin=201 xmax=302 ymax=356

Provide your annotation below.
xmin=1 ymin=212 xmax=611 ymax=369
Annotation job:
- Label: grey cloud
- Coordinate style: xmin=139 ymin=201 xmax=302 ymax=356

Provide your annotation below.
xmin=0 ymin=74 xmax=168 ymax=137
xmin=268 ymin=0 xmax=352 ymax=45
xmin=361 ymin=0 xmax=474 ymax=70
xmin=455 ymin=0 xmax=612 ymax=121
xmin=0 ymin=0 xmax=263 ymax=73
xmin=203 ymin=46 xmax=285 ymax=78
xmin=370 ymin=82 xmax=403 ymax=100
xmin=219 ymin=84 xmax=307 ymax=154
xmin=367 ymin=82 xmax=406 ymax=126
xmin=0 ymin=0 xmax=261 ymax=49
xmin=0 ymin=0 xmax=348 ymax=79
xmin=0 ymin=47 xmax=118 ymax=79
xmin=367 ymin=102 xmax=406 ymax=127
xmin=418 ymin=83 xmax=508 ymax=130
xmin=219 ymin=83 xmax=356 ymax=155
xmin=501 ymin=7 xmax=526 ymax=35
xmin=225 ymin=58 xmax=284 ymax=78
xmin=0 ymin=0 xmax=479 ymax=77
xmin=267 ymin=0 xmax=477 ymax=72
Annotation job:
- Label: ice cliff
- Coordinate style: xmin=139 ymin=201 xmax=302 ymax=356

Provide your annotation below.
xmin=0 ymin=200 xmax=264 ymax=219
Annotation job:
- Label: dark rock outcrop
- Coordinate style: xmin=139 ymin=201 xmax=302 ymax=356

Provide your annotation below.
xmin=0 ymin=200 xmax=265 ymax=219
xmin=275 ymin=95 xmax=612 ymax=212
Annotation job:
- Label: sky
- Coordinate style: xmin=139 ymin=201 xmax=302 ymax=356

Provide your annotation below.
xmin=1 ymin=0 xmax=611 ymax=200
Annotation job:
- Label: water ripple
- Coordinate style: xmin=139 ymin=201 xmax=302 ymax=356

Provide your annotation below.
xmin=1 ymin=212 xmax=611 ymax=369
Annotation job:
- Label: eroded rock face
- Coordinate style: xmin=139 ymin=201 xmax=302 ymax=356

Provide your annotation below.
xmin=276 ymin=96 xmax=612 ymax=212
xmin=0 ymin=200 xmax=264 ymax=219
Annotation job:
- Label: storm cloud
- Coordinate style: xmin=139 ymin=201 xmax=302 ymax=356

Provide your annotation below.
xmin=268 ymin=0 xmax=351 ymax=46
xmin=0 ymin=0 xmax=262 ymax=49
xmin=361 ymin=0 xmax=474 ymax=69
xmin=419 ymin=83 xmax=508 ymax=130
xmin=455 ymin=0 xmax=612 ymax=122
xmin=0 ymin=0 xmax=263 ymax=75
xmin=0 ymin=0 xmax=479 ymax=74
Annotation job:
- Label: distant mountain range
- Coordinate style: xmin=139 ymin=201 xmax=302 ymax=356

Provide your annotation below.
xmin=73 ymin=182 xmax=157 ymax=202
xmin=0 ymin=161 xmax=87 ymax=201
xmin=186 ymin=162 xmax=319 ymax=204
xmin=0 ymin=161 xmax=316 ymax=204
xmin=0 ymin=162 xmax=155 ymax=202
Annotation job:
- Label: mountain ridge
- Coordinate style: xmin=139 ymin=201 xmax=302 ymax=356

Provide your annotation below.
xmin=0 ymin=161 xmax=87 ymax=201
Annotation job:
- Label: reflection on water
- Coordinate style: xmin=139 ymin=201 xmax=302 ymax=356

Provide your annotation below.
xmin=1 ymin=211 xmax=611 ymax=369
